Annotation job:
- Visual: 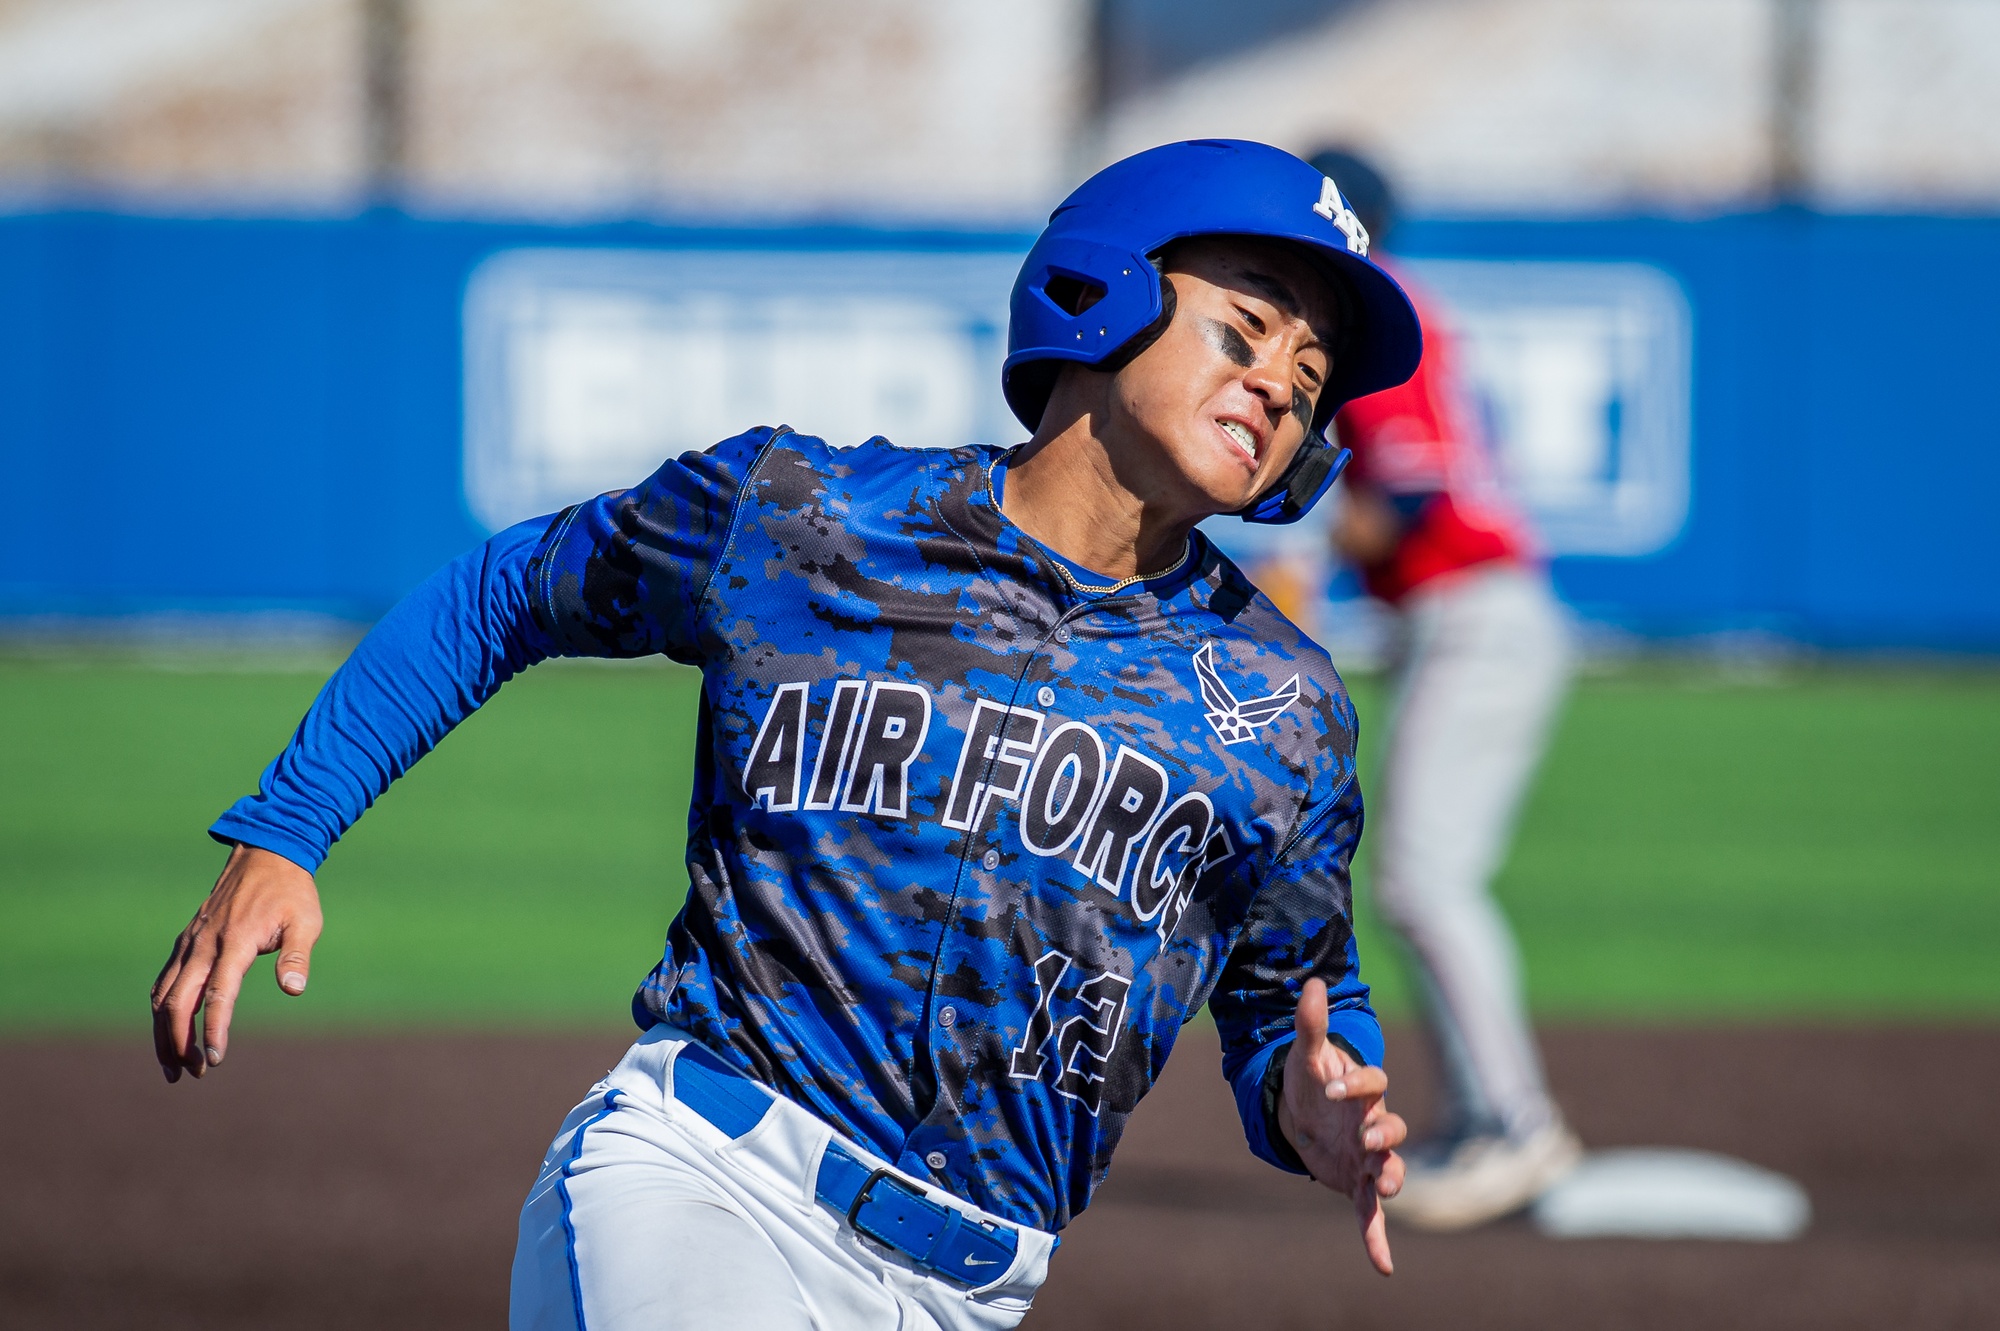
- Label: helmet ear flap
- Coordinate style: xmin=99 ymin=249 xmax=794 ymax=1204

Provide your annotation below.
xmin=1095 ymin=269 xmax=1177 ymax=374
xmin=1002 ymin=244 xmax=1173 ymax=432
xmin=1000 ymin=249 xmax=1168 ymax=429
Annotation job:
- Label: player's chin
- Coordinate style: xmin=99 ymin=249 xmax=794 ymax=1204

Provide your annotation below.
xmin=1165 ymin=439 xmax=1264 ymax=516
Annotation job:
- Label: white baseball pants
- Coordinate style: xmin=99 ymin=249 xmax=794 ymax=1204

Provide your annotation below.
xmin=510 ymin=1025 xmax=1056 ymax=1331
xmin=1372 ymin=562 xmax=1571 ymax=1141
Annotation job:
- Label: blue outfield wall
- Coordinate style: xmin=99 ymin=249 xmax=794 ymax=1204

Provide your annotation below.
xmin=0 ymin=212 xmax=1037 ymax=624
xmin=1400 ymin=214 xmax=2000 ymax=652
xmin=0 ymin=208 xmax=1996 ymax=650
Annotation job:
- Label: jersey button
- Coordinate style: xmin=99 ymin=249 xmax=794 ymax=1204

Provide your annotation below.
xmin=1055 ymin=625 xmax=1072 ymax=644
xmin=938 ymin=1005 xmax=958 ymax=1028
xmin=981 ymin=849 xmax=1000 ymax=871
xmin=1036 ymin=686 xmax=1056 ymax=708
xmin=925 ymin=1151 xmax=948 ymax=1172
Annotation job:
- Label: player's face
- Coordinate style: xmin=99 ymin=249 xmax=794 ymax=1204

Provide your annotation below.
xmin=1110 ymin=238 xmax=1337 ymax=518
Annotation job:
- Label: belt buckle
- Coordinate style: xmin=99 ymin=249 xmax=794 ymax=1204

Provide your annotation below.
xmin=843 ymin=1168 xmax=957 ymax=1273
xmin=844 ymin=1167 xmax=901 ymax=1232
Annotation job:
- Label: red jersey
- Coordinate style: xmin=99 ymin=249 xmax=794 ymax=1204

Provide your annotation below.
xmin=1334 ymin=266 xmax=1534 ymax=604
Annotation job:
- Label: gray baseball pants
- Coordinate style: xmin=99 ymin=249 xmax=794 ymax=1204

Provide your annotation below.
xmin=1372 ymin=561 xmax=1570 ymax=1141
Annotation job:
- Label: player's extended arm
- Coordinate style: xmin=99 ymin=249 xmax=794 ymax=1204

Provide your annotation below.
xmin=151 ymin=515 xmax=561 ymax=1082
xmin=153 ymin=428 xmax=775 ymax=1083
xmin=1211 ymin=771 xmax=1404 ymax=1273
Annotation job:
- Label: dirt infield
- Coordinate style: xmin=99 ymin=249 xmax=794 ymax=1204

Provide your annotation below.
xmin=3 ymin=1024 xmax=1994 ymax=1330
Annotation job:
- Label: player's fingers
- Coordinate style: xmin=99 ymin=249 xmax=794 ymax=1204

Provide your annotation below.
xmin=1356 ymin=1178 xmax=1393 ymax=1276
xmin=1292 ymin=977 xmax=1329 ymax=1051
xmin=152 ymin=973 xmax=193 ymax=1083
xmin=1360 ymin=1107 xmax=1407 ymax=1153
xmin=273 ymin=911 xmax=322 ymax=997
xmin=150 ymin=929 xmax=191 ymax=1008
xmin=150 ymin=932 xmax=198 ymax=1082
xmin=195 ymin=934 xmax=262 ymax=1071
xmin=1323 ymin=1064 xmax=1388 ymax=1102
xmin=157 ymin=921 xmax=223 ymax=1077
xmin=1374 ymin=1148 xmax=1405 ymax=1199
xmin=151 ymin=969 xmax=187 ymax=1083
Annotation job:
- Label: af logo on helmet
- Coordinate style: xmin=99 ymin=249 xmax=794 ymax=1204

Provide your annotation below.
xmin=1313 ymin=176 xmax=1370 ymax=256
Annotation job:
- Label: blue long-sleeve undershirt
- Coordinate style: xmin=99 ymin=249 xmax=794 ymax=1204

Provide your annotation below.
xmin=209 ymin=516 xmax=560 ymax=872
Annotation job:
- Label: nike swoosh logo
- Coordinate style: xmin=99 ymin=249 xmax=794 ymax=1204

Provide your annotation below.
xmin=964 ymin=1256 xmax=999 ymax=1267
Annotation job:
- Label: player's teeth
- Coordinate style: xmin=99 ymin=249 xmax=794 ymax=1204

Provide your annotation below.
xmin=1220 ymin=421 xmax=1256 ymax=460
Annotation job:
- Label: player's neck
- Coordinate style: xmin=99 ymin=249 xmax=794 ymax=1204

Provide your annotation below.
xmin=1001 ymin=422 xmax=1198 ymax=583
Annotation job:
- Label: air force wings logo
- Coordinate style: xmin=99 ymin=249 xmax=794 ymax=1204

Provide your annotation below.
xmin=1192 ymin=643 xmax=1302 ymax=745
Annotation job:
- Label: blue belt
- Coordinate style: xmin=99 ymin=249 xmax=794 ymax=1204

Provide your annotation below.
xmin=671 ymin=1042 xmax=1020 ymax=1284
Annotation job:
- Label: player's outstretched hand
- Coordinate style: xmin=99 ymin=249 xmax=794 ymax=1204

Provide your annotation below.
xmin=151 ymin=843 xmax=322 ymax=1084
xmin=1277 ymin=977 xmax=1408 ymax=1276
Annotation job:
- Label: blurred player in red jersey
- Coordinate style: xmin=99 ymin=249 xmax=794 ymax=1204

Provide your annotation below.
xmin=1309 ymin=149 xmax=1581 ymax=1232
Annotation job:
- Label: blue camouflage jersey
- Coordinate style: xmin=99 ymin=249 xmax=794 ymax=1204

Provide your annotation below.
xmin=213 ymin=426 xmax=1380 ymax=1233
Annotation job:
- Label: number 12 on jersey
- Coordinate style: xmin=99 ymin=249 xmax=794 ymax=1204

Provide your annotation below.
xmin=1008 ymin=949 xmax=1131 ymax=1114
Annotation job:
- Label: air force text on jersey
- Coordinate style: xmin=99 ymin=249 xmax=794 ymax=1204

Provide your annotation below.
xmin=742 ymin=675 xmax=1246 ymax=945
xmin=211 ymin=426 xmax=1382 ymax=1233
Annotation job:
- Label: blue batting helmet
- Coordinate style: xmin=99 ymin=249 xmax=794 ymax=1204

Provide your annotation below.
xmin=1003 ymin=139 xmax=1423 ymax=523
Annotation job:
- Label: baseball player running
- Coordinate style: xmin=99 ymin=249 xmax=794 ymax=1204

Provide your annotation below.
xmin=152 ymin=141 xmax=1424 ymax=1330
xmin=1309 ymin=148 xmax=1582 ymax=1232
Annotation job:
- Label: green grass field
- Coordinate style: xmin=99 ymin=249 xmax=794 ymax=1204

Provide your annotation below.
xmin=2 ymin=651 xmax=1996 ymax=1033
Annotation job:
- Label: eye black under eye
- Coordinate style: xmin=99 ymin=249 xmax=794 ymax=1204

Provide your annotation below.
xmin=1199 ymin=317 xmax=1256 ymax=369
xmin=1289 ymin=386 xmax=1313 ymax=431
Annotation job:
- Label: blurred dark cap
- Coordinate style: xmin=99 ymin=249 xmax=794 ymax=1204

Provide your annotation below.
xmin=1305 ymin=147 xmax=1397 ymax=251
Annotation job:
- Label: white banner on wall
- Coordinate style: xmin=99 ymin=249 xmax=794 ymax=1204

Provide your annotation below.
xmin=464 ymin=248 xmax=1691 ymax=560
xmin=462 ymin=247 xmax=1025 ymax=532
xmin=1408 ymin=259 xmax=1693 ymax=558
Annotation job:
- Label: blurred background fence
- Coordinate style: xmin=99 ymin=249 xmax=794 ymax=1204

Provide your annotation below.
xmin=2 ymin=206 xmax=1996 ymax=649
